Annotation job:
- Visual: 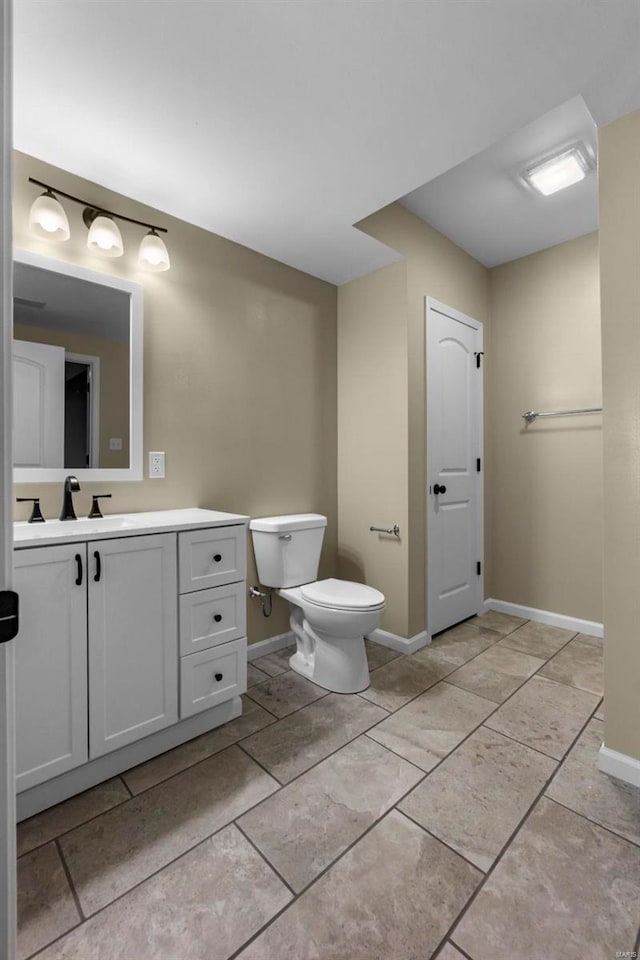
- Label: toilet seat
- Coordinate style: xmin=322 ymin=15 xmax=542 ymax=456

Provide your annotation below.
xmin=300 ymin=578 xmax=385 ymax=613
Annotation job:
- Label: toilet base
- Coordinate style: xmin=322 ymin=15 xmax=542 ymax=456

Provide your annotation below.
xmin=288 ymin=608 xmax=370 ymax=694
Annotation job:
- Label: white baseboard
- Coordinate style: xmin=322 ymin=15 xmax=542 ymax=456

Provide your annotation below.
xmin=247 ymin=630 xmax=294 ymax=660
xmin=598 ymin=744 xmax=640 ymax=788
xmin=483 ymin=598 xmax=603 ymax=639
xmin=367 ymin=628 xmax=430 ymax=654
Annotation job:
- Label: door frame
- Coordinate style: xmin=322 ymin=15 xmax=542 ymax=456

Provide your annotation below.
xmin=425 ymin=296 xmax=484 ymax=636
xmin=65 ymin=352 xmax=101 ymax=467
xmin=0 ymin=0 xmax=16 ymax=955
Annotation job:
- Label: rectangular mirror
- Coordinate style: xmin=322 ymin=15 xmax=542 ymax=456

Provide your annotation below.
xmin=13 ymin=250 xmax=143 ymax=482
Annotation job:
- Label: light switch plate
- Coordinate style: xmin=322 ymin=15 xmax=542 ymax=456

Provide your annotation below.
xmin=149 ymin=451 xmax=165 ymax=478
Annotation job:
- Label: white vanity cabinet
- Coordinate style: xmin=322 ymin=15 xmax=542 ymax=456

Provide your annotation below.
xmin=88 ymin=534 xmax=178 ymax=757
xmin=14 ymin=544 xmax=88 ymax=791
xmin=13 ymin=509 xmax=249 ymax=818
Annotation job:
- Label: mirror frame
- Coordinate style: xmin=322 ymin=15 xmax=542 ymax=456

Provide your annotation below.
xmin=13 ymin=249 xmax=143 ymax=482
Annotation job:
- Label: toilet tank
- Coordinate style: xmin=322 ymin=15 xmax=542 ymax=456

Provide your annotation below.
xmin=250 ymin=514 xmax=327 ymax=588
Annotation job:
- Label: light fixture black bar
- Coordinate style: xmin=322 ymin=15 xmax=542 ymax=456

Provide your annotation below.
xmin=28 ymin=177 xmax=168 ymax=234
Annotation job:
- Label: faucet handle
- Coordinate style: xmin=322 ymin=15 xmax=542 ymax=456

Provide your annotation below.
xmin=16 ymin=497 xmax=45 ymax=524
xmin=88 ymin=494 xmax=112 ymax=519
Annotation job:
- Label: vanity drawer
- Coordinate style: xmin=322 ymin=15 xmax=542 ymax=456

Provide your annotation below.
xmin=178 ymin=525 xmax=246 ymax=593
xmin=179 ymin=581 xmax=246 ymax=655
xmin=180 ymin=638 xmax=247 ymax=718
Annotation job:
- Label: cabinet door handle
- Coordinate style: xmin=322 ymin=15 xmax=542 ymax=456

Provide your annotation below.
xmin=94 ymin=551 xmax=102 ymax=583
xmin=75 ymin=553 xmax=83 ymax=586
xmin=213 ymin=614 xmax=222 ymax=623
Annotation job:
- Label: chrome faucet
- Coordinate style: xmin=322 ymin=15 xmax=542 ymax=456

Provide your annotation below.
xmin=60 ymin=476 xmax=80 ymax=521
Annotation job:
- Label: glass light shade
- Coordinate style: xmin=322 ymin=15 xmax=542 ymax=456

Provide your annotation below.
xmin=138 ymin=231 xmax=170 ymax=271
xmin=87 ymin=215 xmax=124 ymax=257
xmin=28 ymin=192 xmax=70 ymax=241
xmin=523 ymin=146 xmax=589 ymax=197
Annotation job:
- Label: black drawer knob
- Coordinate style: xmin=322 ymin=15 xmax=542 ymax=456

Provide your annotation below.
xmin=213 ymin=614 xmax=222 ymax=623
xmin=215 ymin=672 xmax=223 ymax=682
xmin=213 ymin=553 xmax=222 ymax=563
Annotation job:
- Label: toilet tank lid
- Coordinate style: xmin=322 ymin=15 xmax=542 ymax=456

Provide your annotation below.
xmin=250 ymin=513 xmax=328 ymax=533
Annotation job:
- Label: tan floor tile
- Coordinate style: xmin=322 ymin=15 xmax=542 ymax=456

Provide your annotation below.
xmin=365 ymin=638 xmax=401 ymax=669
xmin=238 ymin=736 xmax=423 ymax=892
xmin=241 ymin=693 xmax=387 ymax=784
xmin=17 ymin=842 xmax=80 ymax=960
xmin=359 ymin=653 xmax=452 ymax=712
xmin=399 ymin=726 xmax=556 ymax=871
xmin=538 ymin=633 xmax=603 ymax=696
xmin=17 ymin=779 xmax=130 ymax=857
xmin=245 ymin=669 xmax=328 ymax=718
xmin=367 ymin=681 xmax=495 ymax=771
xmin=238 ymin=810 xmax=482 ymax=960
xmin=122 ymin=697 xmax=275 ymax=795
xmin=497 ymin=620 xmax=576 ymax=659
xmin=468 ymin=610 xmax=526 ymax=635
xmin=437 ymin=945 xmax=468 ymax=960
xmin=452 ymin=797 xmax=640 ymax=960
xmin=35 ymin=825 xmax=291 ymax=960
xmin=485 ymin=675 xmax=599 ymax=759
xmin=247 ymin=663 xmax=270 ymax=687
xmin=250 ymin=645 xmax=296 ymax=677
xmin=60 ymin=746 xmax=278 ymax=916
xmin=419 ymin=623 xmax=499 ymax=669
xmin=445 ymin=644 xmax=544 ymax=704
xmin=546 ymin=718 xmax=640 ymax=845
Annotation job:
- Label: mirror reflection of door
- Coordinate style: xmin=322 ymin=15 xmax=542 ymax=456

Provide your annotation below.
xmin=64 ymin=355 xmax=100 ymax=469
xmin=12 ymin=262 xmax=130 ymax=470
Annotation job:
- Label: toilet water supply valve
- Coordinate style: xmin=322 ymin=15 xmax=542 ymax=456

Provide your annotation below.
xmin=248 ymin=586 xmax=273 ymax=618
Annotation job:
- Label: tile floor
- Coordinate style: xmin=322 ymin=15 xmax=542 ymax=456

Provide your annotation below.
xmin=16 ymin=614 xmax=640 ymax=960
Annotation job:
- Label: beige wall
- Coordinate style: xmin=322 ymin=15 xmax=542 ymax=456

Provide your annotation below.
xmin=13 ymin=151 xmax=338 ymax=645
xmin=14 ymin=322 xmax=130 ymax=468
xmin=337 ymin=260 xmax=410 ymax=635
xmin=599 ymin=110 xmax=640 ymax=761
xmin=488 ymin=233 xmax=602 ymax=621
xmin=338 ymin=203 xmax=490 ymax=637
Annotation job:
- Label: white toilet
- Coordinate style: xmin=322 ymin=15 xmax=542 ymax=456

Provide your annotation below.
xmin=250 ymin=514 xmax=385 ymax=693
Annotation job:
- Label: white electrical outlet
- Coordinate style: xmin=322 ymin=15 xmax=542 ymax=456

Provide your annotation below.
xmin=148 ymin=451 xmax=165 ymax=478
xmin=109 ymin=437 xmax=123 ymax=451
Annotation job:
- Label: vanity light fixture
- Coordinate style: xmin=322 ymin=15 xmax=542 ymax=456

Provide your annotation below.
xmin=521 ymin=143 xmax=592 ymax=197
xmin=28 ymin=189 xmax=70 ymax=241
xmin=27 ymin=177 xmax=170 ymax=270
xmin=138 ymin=229 xmax=170 ymax=272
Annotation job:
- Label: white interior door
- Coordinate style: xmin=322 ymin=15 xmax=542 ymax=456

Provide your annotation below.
xmin=12 ymin=339 xmax=65 ymax=468
xmin=0 ymin=0 xmax=16 ymax=954
xmin=427 ymin=298 xmax=483 ymax=636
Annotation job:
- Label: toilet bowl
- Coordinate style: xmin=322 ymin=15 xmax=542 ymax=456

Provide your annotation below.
xmin=280 ymin=579 xmax=385 ymax=693
xmin=249 ymin=514 xmax=386 ymax=694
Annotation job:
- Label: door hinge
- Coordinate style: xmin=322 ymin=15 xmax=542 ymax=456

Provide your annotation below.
xmin=476 ymin=561 xmax=482 ymax=576
xmin=474 ymin=351 xmax=484 ymax=369
xmin=476 ymin=457 xmax=481 ymax=472
xmin=0 ymin=590 xmax=19 ymax=643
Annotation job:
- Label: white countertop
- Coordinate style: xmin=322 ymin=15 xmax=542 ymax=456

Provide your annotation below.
xmin=14 ymin=508 xmax=249 ymax=548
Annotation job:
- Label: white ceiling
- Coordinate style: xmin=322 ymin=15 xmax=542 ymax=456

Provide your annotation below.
xmin=13 ymin=1 xmax=640 ymax=284
xmin=400 ymin=97 xmax=598 ymax=267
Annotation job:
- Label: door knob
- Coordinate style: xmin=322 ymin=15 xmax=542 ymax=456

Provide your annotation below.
xmin=433 ymin=484 xmax=447 ymax=495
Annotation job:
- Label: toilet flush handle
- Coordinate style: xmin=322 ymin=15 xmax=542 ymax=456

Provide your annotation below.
xmin=278 ymin=534 xmax=292 ymax=541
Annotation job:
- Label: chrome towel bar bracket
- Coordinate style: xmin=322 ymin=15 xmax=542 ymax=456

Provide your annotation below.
xmin=370 ymin=524 xmax=400 ymax=537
